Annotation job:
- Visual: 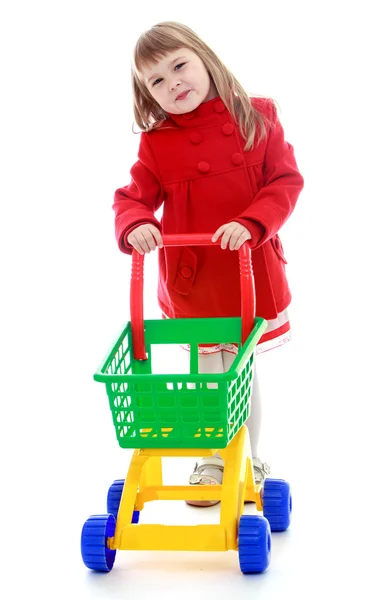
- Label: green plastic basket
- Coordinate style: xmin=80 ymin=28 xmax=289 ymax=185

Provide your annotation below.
xmin=94 ymin=315 xmax=267 ymax=449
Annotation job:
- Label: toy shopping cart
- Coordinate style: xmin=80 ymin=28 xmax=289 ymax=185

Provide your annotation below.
xmin=81 ymin=234 xmax=292 ymax=575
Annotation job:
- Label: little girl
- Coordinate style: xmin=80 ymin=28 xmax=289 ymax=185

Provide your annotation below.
xmin=113 ymin=21 xmax=304 ymax=506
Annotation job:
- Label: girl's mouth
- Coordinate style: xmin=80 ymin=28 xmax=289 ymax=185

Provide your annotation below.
xmin=176 ymin=90 xmax=191 ymax=100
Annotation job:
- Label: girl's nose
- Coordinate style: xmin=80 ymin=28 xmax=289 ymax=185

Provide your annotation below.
xmin=170 ymin=79 xmax=181 ymax=91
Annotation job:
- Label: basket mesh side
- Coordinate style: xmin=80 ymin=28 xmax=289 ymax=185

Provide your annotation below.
xmin=108 ymin=335 xmax=131 ymax=376
xmin=226 ymin=353 xmax=254 ymax=444
xmin=101 ymin=323 xmax=256 ymax=448
xmin=106 ymin=379 xmax=230 ymax=446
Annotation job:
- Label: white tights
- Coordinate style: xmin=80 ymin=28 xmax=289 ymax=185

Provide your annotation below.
xmin=197 ymin=350 xmax=261 ymax=458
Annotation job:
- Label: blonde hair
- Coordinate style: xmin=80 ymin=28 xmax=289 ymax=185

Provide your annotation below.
xmin=131 ymin=21 xmax=275 ymax=151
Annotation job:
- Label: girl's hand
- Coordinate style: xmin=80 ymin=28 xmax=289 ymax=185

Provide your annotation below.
xmin=211 ymin=222 xmax=252 ymax=250
xmin=127 ymin=224 xmax=163 ymax=255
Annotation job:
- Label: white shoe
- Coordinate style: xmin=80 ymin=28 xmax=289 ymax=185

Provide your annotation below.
xmin=243 ymin=458 xmax=271 ymax=504
xmin=252 ymin=457 xmax=271 ymax=484
xmin=186 ymin=457 xmax=270 ymax=507
xmin=186 ymin=457 xmax=224 ymax=507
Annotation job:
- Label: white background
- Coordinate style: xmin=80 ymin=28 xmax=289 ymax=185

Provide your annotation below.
xmin=1 ymin=1 xmax=381 ymax=598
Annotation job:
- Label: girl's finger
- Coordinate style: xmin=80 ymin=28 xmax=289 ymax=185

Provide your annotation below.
xmin=131 ymin=236 xmax=145 ymax=255
xmin=221 ymin=224 xmax=239 ymax=250
xmin=233 ymin=231 xmax=249 ymax=250
xmin=148 ymin=226 xmax=163 ymax=248
xmin=229 ymin=228 xmax=243 ymax=250
xmin=145 ymin=230 xmax=157 ymax=252
xmin=211 ymin=224 xmax=227 ymax=242
xmin=136 ymin=231 xmax=151 ymax=253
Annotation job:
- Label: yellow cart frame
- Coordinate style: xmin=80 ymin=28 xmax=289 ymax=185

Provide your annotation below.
xmin=109 ymin=425 xmax=262 ymax=552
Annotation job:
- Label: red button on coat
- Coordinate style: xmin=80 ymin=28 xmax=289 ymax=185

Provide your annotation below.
xmin=231 ymin=153 xmax=244 ymax=165
xmin=213 ymin=100 xmax=225 ymax=113
xmin=183 ymin=111 xmax=195 ymax=120
xmin=190 ymin=132 xmax=203 ymax=144
xmin=198 ymin=161 xmax=210 ymax=173
xmin=181 ymin=266 xmax=193 ymax=278
xmin=222 ymin=123 xmax=234 ymax=135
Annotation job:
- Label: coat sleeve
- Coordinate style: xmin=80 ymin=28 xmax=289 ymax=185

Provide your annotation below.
xmin=113 ymin=132 xmax=165 ymax=254
xmin=234 ymin=100 xmax=304 ymax=248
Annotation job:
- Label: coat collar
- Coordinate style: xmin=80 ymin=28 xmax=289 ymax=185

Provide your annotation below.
xmin=166 ymin=96 xmax=229 ymax=128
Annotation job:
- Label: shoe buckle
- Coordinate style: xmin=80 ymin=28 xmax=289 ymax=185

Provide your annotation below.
xmin=263 ymin=462 xmax=271 ymax=475
xmin=253 ymin=459 xmax=271 ymax=483
xmin=189 ymin=473 xmax=203 ymax=485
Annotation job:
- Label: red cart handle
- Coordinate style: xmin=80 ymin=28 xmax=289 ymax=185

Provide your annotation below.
xmin=130 ymin=234 xmax=255 ymax=360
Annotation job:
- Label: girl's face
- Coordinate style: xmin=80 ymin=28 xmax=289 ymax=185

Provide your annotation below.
xmin=141 ymin=48 xmax=217 ymax=114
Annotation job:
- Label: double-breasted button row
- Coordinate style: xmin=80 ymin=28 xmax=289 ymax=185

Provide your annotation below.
xmin=189 ymin=122 xmax=234 ymax=145
xmin=183 ymin=100 xmax=226 ymax=121
xmin=183 ymin=100 xmax=242 ymax=172
xmin=197 ymin=153 xmax=243 ymax=172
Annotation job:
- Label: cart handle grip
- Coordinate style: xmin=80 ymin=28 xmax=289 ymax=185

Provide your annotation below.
xmin=131 ymin=233 xmax=255 ymax=360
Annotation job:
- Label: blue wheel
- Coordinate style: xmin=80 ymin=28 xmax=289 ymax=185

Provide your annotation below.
xmin=107 ymin=479 xmax=140 ymax=524
xmin=81 ymin=514 xmax=116 ymax=572
xmin=238 ymin=515 xmax=271 ymax=574
xmin=263 ymin=479 xmax=292 ymax=532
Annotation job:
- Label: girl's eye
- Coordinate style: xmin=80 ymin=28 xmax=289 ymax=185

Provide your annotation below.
xmin=152 ymin=63 xmax=185 ymax=86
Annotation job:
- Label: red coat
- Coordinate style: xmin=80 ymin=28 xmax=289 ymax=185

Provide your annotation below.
xmin=113 ymin=96 xmax=304 ymax=332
